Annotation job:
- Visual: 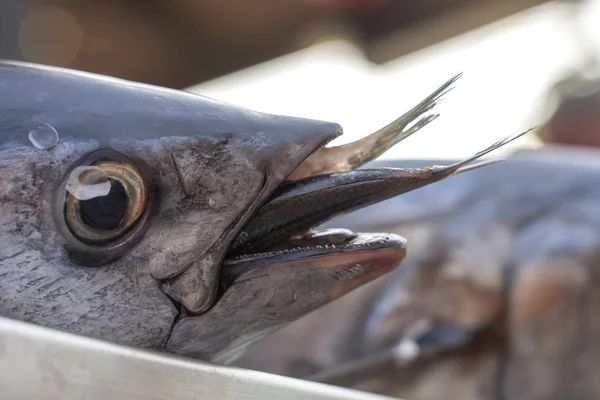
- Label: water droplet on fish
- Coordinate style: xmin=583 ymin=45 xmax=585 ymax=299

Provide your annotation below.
xmin=66 ymin=166 xmax=111 ymax=201
xmin=28 ymin=123 xmax=59 ymax=149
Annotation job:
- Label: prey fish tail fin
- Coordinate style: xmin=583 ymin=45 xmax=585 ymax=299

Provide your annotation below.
xmin=287 ymin=73 xmax=463 ymax=181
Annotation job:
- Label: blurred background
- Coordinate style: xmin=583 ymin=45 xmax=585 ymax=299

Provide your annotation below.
xmin=2 ymin=0 xmax=600 ymax=160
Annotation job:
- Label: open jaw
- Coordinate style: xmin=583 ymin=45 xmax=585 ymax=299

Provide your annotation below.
xmin=215 ymin=73 xmax=464 ymax=277
xmin=222 ymin=73 xmax=532 ymax=279
xmin=219 ymin=127 xmax=526 ymax=282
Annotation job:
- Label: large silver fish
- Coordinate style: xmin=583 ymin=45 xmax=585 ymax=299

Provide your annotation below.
xmin=0 ymin=61 xmax=527 ymax=363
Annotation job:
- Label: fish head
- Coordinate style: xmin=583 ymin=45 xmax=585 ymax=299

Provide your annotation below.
xmin=0 ymin=61 xmax=407 ymax=358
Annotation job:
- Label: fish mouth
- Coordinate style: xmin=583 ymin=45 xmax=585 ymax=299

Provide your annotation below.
xmin=222 ymin=73 xmax=531 ymax=280
xmin=220 ymin=74 xmax=460 ymax=275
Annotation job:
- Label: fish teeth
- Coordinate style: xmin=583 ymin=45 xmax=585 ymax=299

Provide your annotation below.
xmin=228 ymin=241 xmax=353 ymax=261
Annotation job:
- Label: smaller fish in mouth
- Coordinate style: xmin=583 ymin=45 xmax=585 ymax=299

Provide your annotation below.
xmin=227 ymin=118 xmax=531 ymax=263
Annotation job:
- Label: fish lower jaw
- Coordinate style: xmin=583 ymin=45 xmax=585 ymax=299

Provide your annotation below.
xmin=222 ymin=229 xmax=407 ymax=266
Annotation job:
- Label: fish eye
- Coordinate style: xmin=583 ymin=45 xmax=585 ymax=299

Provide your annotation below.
xmin=65 ymin=160 xmax=147 ymax=245
xmin=53 ymin=149 xmax=154 ymax=266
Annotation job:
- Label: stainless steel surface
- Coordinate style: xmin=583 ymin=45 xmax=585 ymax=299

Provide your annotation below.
xmin=0 ymin=316 xmax=395 ymax=399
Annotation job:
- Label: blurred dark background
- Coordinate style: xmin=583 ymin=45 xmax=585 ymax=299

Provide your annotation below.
xmin=0 ymin=0 xmax=551 ymax=89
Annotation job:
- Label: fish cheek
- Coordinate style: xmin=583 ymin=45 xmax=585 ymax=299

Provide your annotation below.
xmin=139 ymin=139 xmax=265 ymax=296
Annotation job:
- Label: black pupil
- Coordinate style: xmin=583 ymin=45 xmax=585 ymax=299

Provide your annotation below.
xmin=80 ymin=179 xmax=128 ymax=230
